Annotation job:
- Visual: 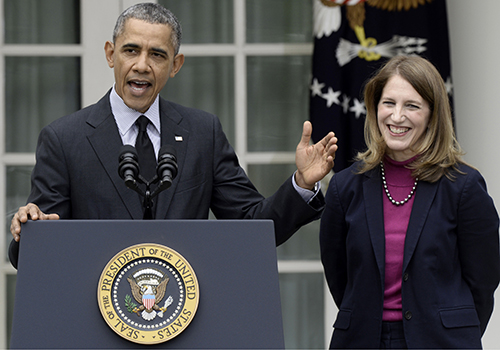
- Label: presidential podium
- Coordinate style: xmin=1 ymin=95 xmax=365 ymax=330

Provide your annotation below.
xmin=10 ymin=220 xmax=285 ymax=349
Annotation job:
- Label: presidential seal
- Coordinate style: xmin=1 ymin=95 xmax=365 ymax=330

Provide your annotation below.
xmin=97 ymin=243 xmax=199 ymax=344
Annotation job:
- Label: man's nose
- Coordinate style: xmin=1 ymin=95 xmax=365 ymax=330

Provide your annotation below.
xmin=134 ymin=53 xmax=151 ymax=73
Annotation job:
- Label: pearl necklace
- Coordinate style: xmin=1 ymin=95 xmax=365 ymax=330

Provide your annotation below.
xmin=380 ymin=161 xmax=418 ymax=206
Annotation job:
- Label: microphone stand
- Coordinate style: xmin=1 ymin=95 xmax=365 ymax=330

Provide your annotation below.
xmin=124 ymin=173 xmax=174 ymax=219
xmin=142 ymin=177 xmax=154 ymax=220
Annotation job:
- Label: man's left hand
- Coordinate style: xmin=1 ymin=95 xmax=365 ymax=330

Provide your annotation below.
xmin=295 ymin=121 xmax=338 ymax=190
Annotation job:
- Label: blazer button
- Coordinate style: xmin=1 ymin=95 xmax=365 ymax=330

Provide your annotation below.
xmin=403 ymin=273 xmax=409 ymax=282
xmin=404 ymin=311 xmax=412 ymax=320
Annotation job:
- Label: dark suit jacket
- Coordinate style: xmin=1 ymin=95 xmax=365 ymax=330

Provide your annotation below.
xmin=320 ymin=161 xmax=500 ymax=349
xmin=9 ymin=91 xmax=324 ymax=266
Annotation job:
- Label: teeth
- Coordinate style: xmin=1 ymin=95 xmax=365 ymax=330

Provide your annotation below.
xmin=390 ymin=125 xmax=409 ymax=134
xmin=130 ymin=81 xmax=149 ymax=91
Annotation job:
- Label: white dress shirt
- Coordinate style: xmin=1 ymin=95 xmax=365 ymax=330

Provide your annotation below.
xmin=110 ymin=86 xmax=161 ymax=160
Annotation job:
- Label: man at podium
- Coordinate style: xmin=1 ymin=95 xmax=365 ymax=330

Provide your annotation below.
xmin=9 ymin=3 xmax=337 ymax=267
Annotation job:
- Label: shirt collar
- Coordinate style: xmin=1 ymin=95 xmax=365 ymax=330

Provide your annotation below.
xmin=109 ymin=85 xmax=161 ymax=136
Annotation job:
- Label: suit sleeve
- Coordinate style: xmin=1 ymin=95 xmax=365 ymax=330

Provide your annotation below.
xmin=208 ymin=116 xmax=324 ymax=246
xmin=27 ymin=124 xmax=72 ymax=217
xmin=8 ymin=125 xmax=72 ymax=269
xmin=457 ymin=169 xmax=500 ymax=334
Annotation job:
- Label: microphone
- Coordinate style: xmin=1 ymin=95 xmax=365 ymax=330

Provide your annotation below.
xmin=156 ymin=145 xmax=178 ymax=190
xmin=118 ymin=145 xmax=140 ymax=190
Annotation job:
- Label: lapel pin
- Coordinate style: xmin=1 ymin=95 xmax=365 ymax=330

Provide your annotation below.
xmin=175 ymin=136 xmax=183 ymax=142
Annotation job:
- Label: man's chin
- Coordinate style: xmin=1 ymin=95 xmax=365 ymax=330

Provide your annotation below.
xmin=124 ymin=98 xmax=153 ymax=113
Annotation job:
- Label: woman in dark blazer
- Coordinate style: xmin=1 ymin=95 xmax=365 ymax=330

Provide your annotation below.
xmin=320 ymin=55 xmax=500 ymax=349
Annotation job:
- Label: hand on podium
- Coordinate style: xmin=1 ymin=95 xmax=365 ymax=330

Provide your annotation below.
xmin=10 ymin=203 xmax=59 ymax=242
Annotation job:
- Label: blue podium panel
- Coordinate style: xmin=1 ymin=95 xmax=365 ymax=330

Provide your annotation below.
xmin=10 ymin=220 xmax=284 ymax=349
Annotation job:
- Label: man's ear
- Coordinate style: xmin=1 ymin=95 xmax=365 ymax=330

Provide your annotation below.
xmin=170 ymin=53 xmax=185 ymax=78
xmin=104 ymin=41 xmax=115 ymax=68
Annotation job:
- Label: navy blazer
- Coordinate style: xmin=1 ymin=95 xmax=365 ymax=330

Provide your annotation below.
xmin=320 ymin=161 xmax=500 ymax=349
xmin=9 ymin=91 xmax=324 ymax=267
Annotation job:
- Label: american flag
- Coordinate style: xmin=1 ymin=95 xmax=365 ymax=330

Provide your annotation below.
xmin=310 ymin=0 xmax=452 ymax=172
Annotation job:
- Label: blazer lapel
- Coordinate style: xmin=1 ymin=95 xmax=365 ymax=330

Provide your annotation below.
xmin=403 ymin=180 xmax=439 ymax=271
xmin=85 ymin=92 xmax=144 ymax=219
xmin=363 ymin=167 xmax=386 ymax=280
xmin=154 ymin=99 xmax=190 ymax=219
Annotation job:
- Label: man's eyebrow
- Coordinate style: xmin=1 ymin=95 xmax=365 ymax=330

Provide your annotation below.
xmin=121 ymin=43 xmax=168 ymax=56
xmin=122 ymin=43 xmax=140 ymax=50
xmin=151 ymin=47 xmax=168 ymax=56
xmin=121 ymin=43 xmax=141 ymax=50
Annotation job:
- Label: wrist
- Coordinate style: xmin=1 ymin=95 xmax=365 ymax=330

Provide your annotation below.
xmin=294 ymin=172 xmax=315 ymax=191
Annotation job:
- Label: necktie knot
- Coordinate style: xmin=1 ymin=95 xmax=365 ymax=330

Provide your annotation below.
xmin=136 ymin=115 xmax=150 ymax=133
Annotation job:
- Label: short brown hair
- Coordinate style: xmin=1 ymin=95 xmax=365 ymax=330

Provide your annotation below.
xmin=356 ymin=55 xmax=466 ymax=182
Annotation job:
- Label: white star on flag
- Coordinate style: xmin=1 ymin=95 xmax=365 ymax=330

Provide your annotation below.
xmin=310 ymin=78 xmax=325 ymax=97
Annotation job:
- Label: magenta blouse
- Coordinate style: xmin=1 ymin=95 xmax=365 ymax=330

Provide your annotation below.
xmin=382 ymin=156 xmax=418 ymax=321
